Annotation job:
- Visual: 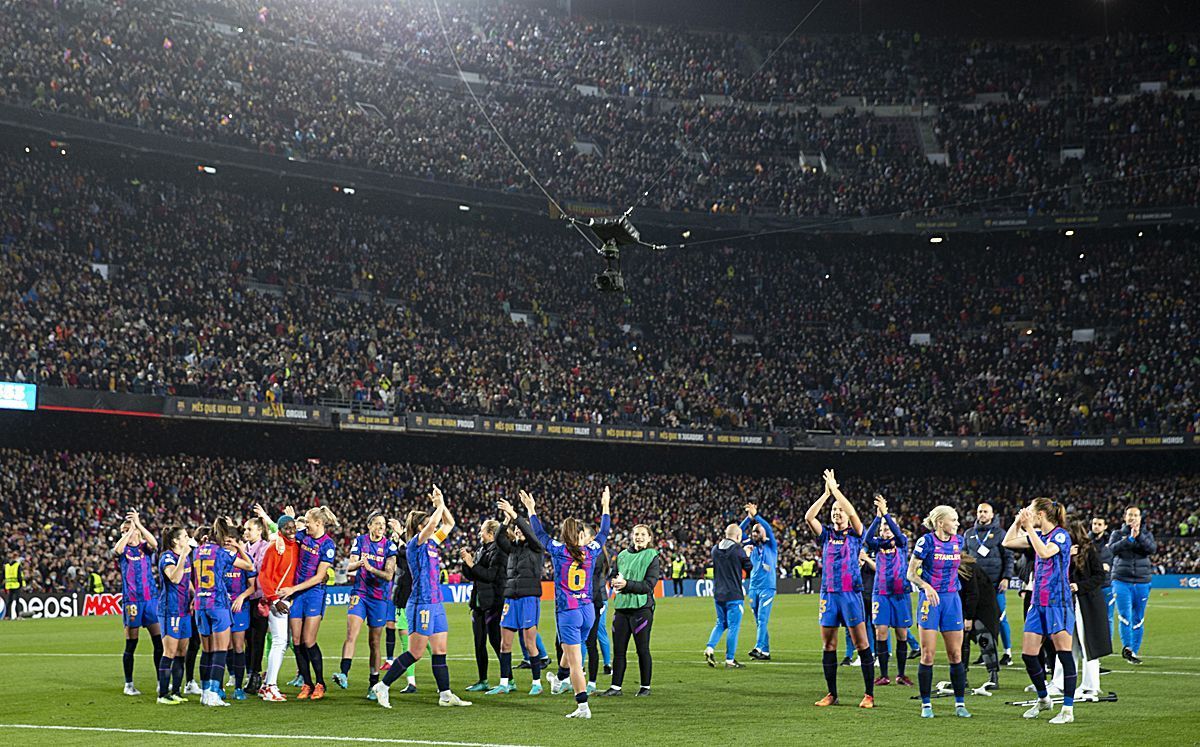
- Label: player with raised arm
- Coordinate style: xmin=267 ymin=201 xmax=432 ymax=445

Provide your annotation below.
xmin=380 ymin=517 xmax=418 ymax=695
xmin=863 ymin=494 xmax=914 ymax=687
xmin=335 ymin=510 xmax=399 ymax=697
xmin=155 ymin=526 xmax=193 ymax=704
xmin=370 ymin=486 xmax=472 ymax=709
xmin=193 ymin=516 xmax=256 ymax=707
xmin=487 ymin=497 xmax=547 ymax=696
xmin=226 ymin=524 xmax=258 ymax=700
xmin=908 ymin=504 xmax=970 ymax=719
xmin=805 ymin=469 xmax=875 ymax=709
xmin=529 ymin=486 xmax=612 ymax=719
xmin=113 ymin=510 xmax=162 ymax=696
xmin=279 ymin=506 xmax=339 ymax=700
xmin=1004 ymin=498 xmax=1077 ymax=725
xmin=740 ymin=502 xmax=778 ymax=661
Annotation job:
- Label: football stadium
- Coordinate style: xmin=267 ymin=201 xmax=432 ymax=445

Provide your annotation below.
xmin=1 ymin=0 xmax=1199 ymax=743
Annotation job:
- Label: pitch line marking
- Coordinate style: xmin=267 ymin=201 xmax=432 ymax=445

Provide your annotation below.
xmin=0 ymin=725 xmax=540 ymax=747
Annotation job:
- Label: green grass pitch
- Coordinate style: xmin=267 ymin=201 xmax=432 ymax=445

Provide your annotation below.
xmin=2 ymin=593 xmax=1199 ymax=745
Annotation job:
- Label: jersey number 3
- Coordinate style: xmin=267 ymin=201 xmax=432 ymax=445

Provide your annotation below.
xmin=567 ymin=563 xmax=587 ymax=591
xmin=197 ymin=560 xmax=215 ymax=590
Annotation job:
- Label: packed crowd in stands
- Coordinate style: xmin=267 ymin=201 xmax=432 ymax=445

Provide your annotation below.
xmin=2 ymin=149 xmax=1198 ymax=435
xmin=2 ymin=448 xmax=1196 ymax=594
xmin=1 ymin=0 xmax=1198 ymax=216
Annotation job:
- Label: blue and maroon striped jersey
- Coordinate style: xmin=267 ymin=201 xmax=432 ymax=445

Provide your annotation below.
xmin=1032 ymin=527 xmax=1072 ymax=607
xmin=819 ymin=524 xmax=863 ymax=593
xmin=352 ymin=533 xmax=399 ymax=601
xmin=913 ymin=532 xmax=963 ymax=593
xmin=224 ymin=547 xmax=257 ymax=601
xmin=864 ymin=515 xmax=911 ymax=596
xmin=193 ymin=542 xmax=235 ymax=610
xmin=530 ymin=513 xmax=610 ymax=612
xmin=295 ymin=529 xmax=337 ymax=586
xmin=118 ymin=541 xmax=158 ymax=604
xmin=157 ymin=550 xmax=193 ymax=617
xmin=407 ymin=535 xmax=444 ymax=605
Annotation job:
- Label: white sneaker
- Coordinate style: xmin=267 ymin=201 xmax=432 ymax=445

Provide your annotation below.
xmin=439 ymin=693 xmax=472 ymax=707
xmin=123 ymin=683 xmax=141 ymax=696
xmin=370 ymin=683 xmax=391 ymax=709
xmin=184 ymin=680 xmax=202 ymax=695
xmin=1077 ymin=689 xmax=1100 ymax=702
xmin=1049 ymin=706 xmax=1074 ymax=725
xmin=202 ymin=690 xmax=230 ymax=707
xmin=546 ymin=673 xmax=559 ymax=691
xmin=1023 ymin=697 xmax=1052 ymax=719
xmin=1046 ymin=684 xmax=1063 ymax=697
xmin=849 ymin=655 xmax=861 ymax=667
xmin=566 ymin=704 xmax=592 ymax=719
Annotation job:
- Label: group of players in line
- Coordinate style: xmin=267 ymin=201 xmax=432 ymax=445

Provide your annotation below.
xmin=798 ymin=469 xmax=1082 ymax=723
xmin=115 ymin=485 xmax=625 ymax=718
xmin=113 ymin=469 xmax=1086 ymax=722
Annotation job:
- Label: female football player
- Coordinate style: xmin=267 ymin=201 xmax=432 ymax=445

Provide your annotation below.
xmin=487 ymin=498 xmax=546 ymax=695
xmin=370 ymin=486 xmax=471 ymax=708
xmin=908 ymin=504 xmax=970 ymax=718
xmin=1004 ymin=498 xmax=1077 ymax=725
xmin=113 ymin=511 xmax=161 ymax=696
xmin=528 ymin=486 xmax=611 ymax=719
xmin=805 ymin=469 xmax=875 ymax=709
xmin=863 ymin=495 xmax=914 ymax=687
xmin=336 ymin=511 xmax=398 ymax=695
xmin=279 ymin=506 xmax=339 ymax=700
xmin=193 ymin=516 xmax=256 ymax=707
xmin=155 ymin=526 xmax=193 ymax=704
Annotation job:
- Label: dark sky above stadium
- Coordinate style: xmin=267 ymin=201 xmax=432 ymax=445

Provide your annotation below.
xmin=567 ymin=0 xmax=1195 ymax=37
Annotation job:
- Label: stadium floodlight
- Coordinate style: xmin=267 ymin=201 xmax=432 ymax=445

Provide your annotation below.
xmin=1065 ymin=229 xmax=1076 ymax=236
xmin=458 ymin=204 xmax=470 ymax=212
xmin=929 ymin=236 xmax=944 ymax=244
xmin=342 ymin=187 xmax=356 ymax=195
xmin=197 ymin=165 xmax=217 ymax=174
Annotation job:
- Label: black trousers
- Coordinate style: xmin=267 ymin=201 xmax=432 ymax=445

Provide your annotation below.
xmin=611 ymin=608 xmax=653 ymax=688
xmin=471 ymin=605 xmax=502 ymax=680
xmin=672 ymin=578 xmax=683 ymax=595
xmin=5 ymin=588 xmax=20 ymax=619
xmin=247 ymin=601 xmax=269 ymax=673
xmin=554 ymin=601 xmax=603 ymax=682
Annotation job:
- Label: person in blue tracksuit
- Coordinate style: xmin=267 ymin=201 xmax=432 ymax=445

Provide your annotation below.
xmin=1108 ymin=505 xmax=1156 ymax=664
xmin=704 ymin=524 xmax=752 ymax=669
xmin=964 ymin=502 xmax=1014 ymax=665
xmin=740 ymin=503 xmax=778 ymax=661
xmin=1089 ymin=516 xmax=1116 ymax=641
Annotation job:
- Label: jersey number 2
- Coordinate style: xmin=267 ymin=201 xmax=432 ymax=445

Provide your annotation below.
xmin=567 ymin=563 xmax=587 ymax=591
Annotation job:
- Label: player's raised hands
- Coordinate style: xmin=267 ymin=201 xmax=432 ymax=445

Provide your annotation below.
xmin=431 ymin=485 xmax=445 ymax=508
xmin=601 ymin=485 xmax=611 ymax=513
xmin=497 ymin=499 xmax=518 ymax=520
xmin=823 ymin=469 xmax=839 ymax=491
xmin=874 ymin=494 xmax=887 ymax=516
xmin=744 ymin=503 xmax=757 ymax=517
xmin=518 ymin=490 xmax=536 ymax=515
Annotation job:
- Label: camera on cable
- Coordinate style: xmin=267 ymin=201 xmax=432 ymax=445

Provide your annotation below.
xmin=561 ymin=208 xmax=666 ymax=293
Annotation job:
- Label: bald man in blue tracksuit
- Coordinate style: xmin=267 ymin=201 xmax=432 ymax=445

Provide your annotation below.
xmin=740 ymin=504 xmax=778 ymax=661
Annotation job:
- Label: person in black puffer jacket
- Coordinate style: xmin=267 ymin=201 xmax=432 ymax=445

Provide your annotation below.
xmin=490 ymin=498 xmax=547 ymax=694
xmin=460 ymin=519 xmax=507 ymax=692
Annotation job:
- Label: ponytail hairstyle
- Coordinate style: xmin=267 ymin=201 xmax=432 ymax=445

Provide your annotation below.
xmin=1031 ymin=497 xmax=1067 ymax=529
xmin=405 ymin=509 xmax=430 ymax=541
xmin=192 ymin=524 xmax=210 ymax=546
xmin=922 ymin=505 xmax=956 ymax=533
xmin=560 ymin=517 xmax=585 ymax=565
xmin=245 ymin=517 xmax=267 ymax=535
xmin=212 ymin=515 xmax=236 ymax=545
xmin=957 ymin=551 xmax=976 ymax=580
xmin=306 ymin=506 xmax=338 ymax=534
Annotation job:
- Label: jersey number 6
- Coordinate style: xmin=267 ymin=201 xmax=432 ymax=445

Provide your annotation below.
xmin=567 ymin=563 xmax=587 ymax=591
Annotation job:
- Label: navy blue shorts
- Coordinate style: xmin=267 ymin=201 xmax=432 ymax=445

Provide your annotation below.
xmin=161 ymin=611 xmax=193 ymax=640
xmin=1025 ymin=604 xmax=1074 ymax=637
xmin=407 ymin=602 xmax=449 ymax=637
xmin=288 ymin=587 xmax=326 ymax=619
xmin=819 ymin=591 xmax=865 ymax=628
xmin=917 ymin=590 xmax=964 ymax=632
xmin=556 ymin=605 xmax=596 ymax=646
xmin=195 ymin=607 xmax=232 ymax=636
xmin=872 ymin=593 xmax=913 ymax=628
xmin=348 ymin=594 xmax=391 ymax=628
xmin=122 ymin=599 xmax=159 ymax=629
xmin=230 ymin=605 xmax=251 ymax=633
xmin=501 ymin=597 xmax=541 ymax=630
